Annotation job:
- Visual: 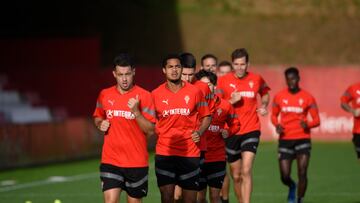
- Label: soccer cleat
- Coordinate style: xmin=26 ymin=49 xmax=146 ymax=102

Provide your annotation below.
xmin=287 ymin=183 xmax=296 ymax=203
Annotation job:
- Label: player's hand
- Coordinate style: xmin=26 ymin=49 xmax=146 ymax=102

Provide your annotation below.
xmin=98 ymin=119 xmax=110 ymax=132
xmin=256 ymin=106 xmax=268 ymax=116
xmin=276 ymin=124 xmax=284 ymax=135
xmin=220 ymin=129 xmax=229 ymax=139
xmin=230 ymin=91 xmax=242 ymax=104
xmin=128 ymin=95 xmax=141 ymax=116
xmin=300 ymin=120 xmax=308 ymax=129
xmin=191 ymin=131 xmax=201 ymax=143
xmin=353 ymin=108 xmax=360 ymax=117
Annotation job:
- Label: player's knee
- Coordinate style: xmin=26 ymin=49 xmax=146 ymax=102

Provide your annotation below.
xmin=231 ymin=173 xmax=242 ymax=183
xmin=209 ymin=191 xmax=220 ymax=202
xmin=280 ymin=174 xmax=291 ymax=184
xmin=104 ymin=196 xmax=118 ymax=203
xmin=298 ymin=171 xmax=307 ymax=182
xmin=160 ymin=188 xmax=174 ymax=202
xmin=240 ymin=167 xmax=252 ymax=178
xmin=197 ymin=195 xmax=207 ymax=203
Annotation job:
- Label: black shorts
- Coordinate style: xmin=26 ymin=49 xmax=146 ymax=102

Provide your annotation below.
xmin=198 ymin=161 xmax=226 ymax=190
xmin=198 ymin=151 xmax=206 ymax=190
xmin=278 ymin=139 xmax=311 ymax=160
xmin=155 ymin=155 xmax=200 ymax=191
xmin=100 ymin=163 xmax=148 ymax=198
xmin=225 ymin=130 xmax=260 ymax=163
xmin=352 ymin=133 xmax=360 ymax=158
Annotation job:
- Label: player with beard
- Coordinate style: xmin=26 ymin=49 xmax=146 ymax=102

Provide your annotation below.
xmin=93 ymin=53 xmax=156 ymax=203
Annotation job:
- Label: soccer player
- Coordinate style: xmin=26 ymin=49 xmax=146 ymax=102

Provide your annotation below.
xmin=217 ymin=60 xmax=233 ymax=77
xmin=176 ymin=52 xmax=215 ymax=203
xmin=180 ymin=52 xmax=196 ymax=83
xmin=216 ymin=60 xmax=234 ymax=203
xmin=216 ymin=48 xmax=270 ymax=203
xmin=176 ymin=52 xmax=198 ymax=202
xmin=93 ymin=53 xmax=156 ymax=203
xmin=340 ymin=82 xmax=360 ymax=161
xmin=195 ymin=70 xmax=240 ymax=203
xmin=271 ymin=67 xmax=320 ymax=203
xmin=152 ymin=54 xmax=212 ymax=203
xmin=201 ymin=54 xmax=218 ymax=74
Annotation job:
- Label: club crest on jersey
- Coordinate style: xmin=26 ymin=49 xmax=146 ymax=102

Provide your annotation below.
xmin=356 ymin=90 xmax=360 ymax=95
xmin=282 ymin=99 xmax=288 ymax=105
xmin=229 ymin=83 xmax=236 ymax=90
xmin=217 ymin=108 xmax=222 ymax=116
xmin=299 ymin=98 xmax=304 ymax=105
xmin=162 ymin=99 xmax=169 ymax=105
xmin=249 ymin=81 xmax=254 ymax=89
xmin=108 ymin=100 xmax=115 ymax=106
xmin=184 ymin=95 xmax=190 ymax=105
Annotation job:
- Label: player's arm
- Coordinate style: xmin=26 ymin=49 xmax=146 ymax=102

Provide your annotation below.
xmin=128 ymin=95 xmax=155 ymax=136
xmin=271 ymin=98 xmax=284 ymax=134
xmin=257 ymin=78 xmax=271 ymax=116
xmin=257 ymin=92 xmax=270 ymax=116
xmin=341 ymin=103 xmax=360 ymax=117
xmin=192 ymin=90 xmax=212 ymax=143
xmin=94 ymin=117 xmax=110 ymax=132
xmin=340 ymin=90 xmax=360 ymax=117
xmin=222 ymin=106 xmax=240 ymax=139
xmin=301 ymin=98 xmax=320 ymax=129
xmin=93 ymin=92 xmax=110 ymax=132
xmin=229 ymin=91 xmax=242 ymax=105
xmin=193 ymin=115 xmax=212 ymax=141
xmin=306 ymin=105 xmax=320 ymax=128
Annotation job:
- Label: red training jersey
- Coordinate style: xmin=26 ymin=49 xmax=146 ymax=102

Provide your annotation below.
xmin=93 ymin=85 xmax=156 ymax=168
xmin=340 ymin=82 xmax=360 ymax=133
xmin=271 ymin=89 xmax=320 ymax=140
xmin=216 ymin=72 xmax=270 ymax=135
xmin=204 ymin=96 xmax=240 ymax=162
xmin=152 ymin=82 xmax=211 ymax=157
xmin=193 ymin=80 xmax=216 ymax=152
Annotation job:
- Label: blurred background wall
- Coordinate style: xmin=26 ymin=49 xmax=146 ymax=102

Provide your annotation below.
xmin=1 ymin=0 xmax=360 ymax=169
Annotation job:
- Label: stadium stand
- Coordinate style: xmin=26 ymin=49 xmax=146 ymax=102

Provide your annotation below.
xmin=0 ymin=75 xmax=52 ymax=124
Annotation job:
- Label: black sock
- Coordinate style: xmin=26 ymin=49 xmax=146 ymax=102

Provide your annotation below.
xmin=297 ymin=197 xmax=303 ymax=203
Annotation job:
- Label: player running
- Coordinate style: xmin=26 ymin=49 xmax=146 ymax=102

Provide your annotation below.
xmin=195 ymin=70 xmax=240 ymax=203
xmin=271 ymin=67 xmax=320 ymax=203
xmin=152 ymin=54 xmax=212 ymax=203
xmin=216 ymin=48 xmax=270 ymax=203
xmin=93 ymin=53 xmax=156 ymax=203
xmin=340 ymin=82 xmax=360 ymax=161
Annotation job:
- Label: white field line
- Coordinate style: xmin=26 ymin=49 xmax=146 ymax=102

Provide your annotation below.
xmin=0 ymin=173 xmax=98 ymax=193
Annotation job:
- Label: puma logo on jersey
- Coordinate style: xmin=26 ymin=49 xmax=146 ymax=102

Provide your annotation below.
xmin=283 ymin=99 xmax=288 ymax=105
xmin=108 ymin=100 xmax=115 ymax=106
xmin=229 ymin=84 xmax=236 ymax=89
xmin=162 ymin=99 xmax=169 ymax=105
xmin=356 ymin=90 xmax=360 ymax=95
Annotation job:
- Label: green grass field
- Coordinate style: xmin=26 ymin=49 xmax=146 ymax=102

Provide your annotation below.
xmin=1 ymin=142 xmax=359 ymax=203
